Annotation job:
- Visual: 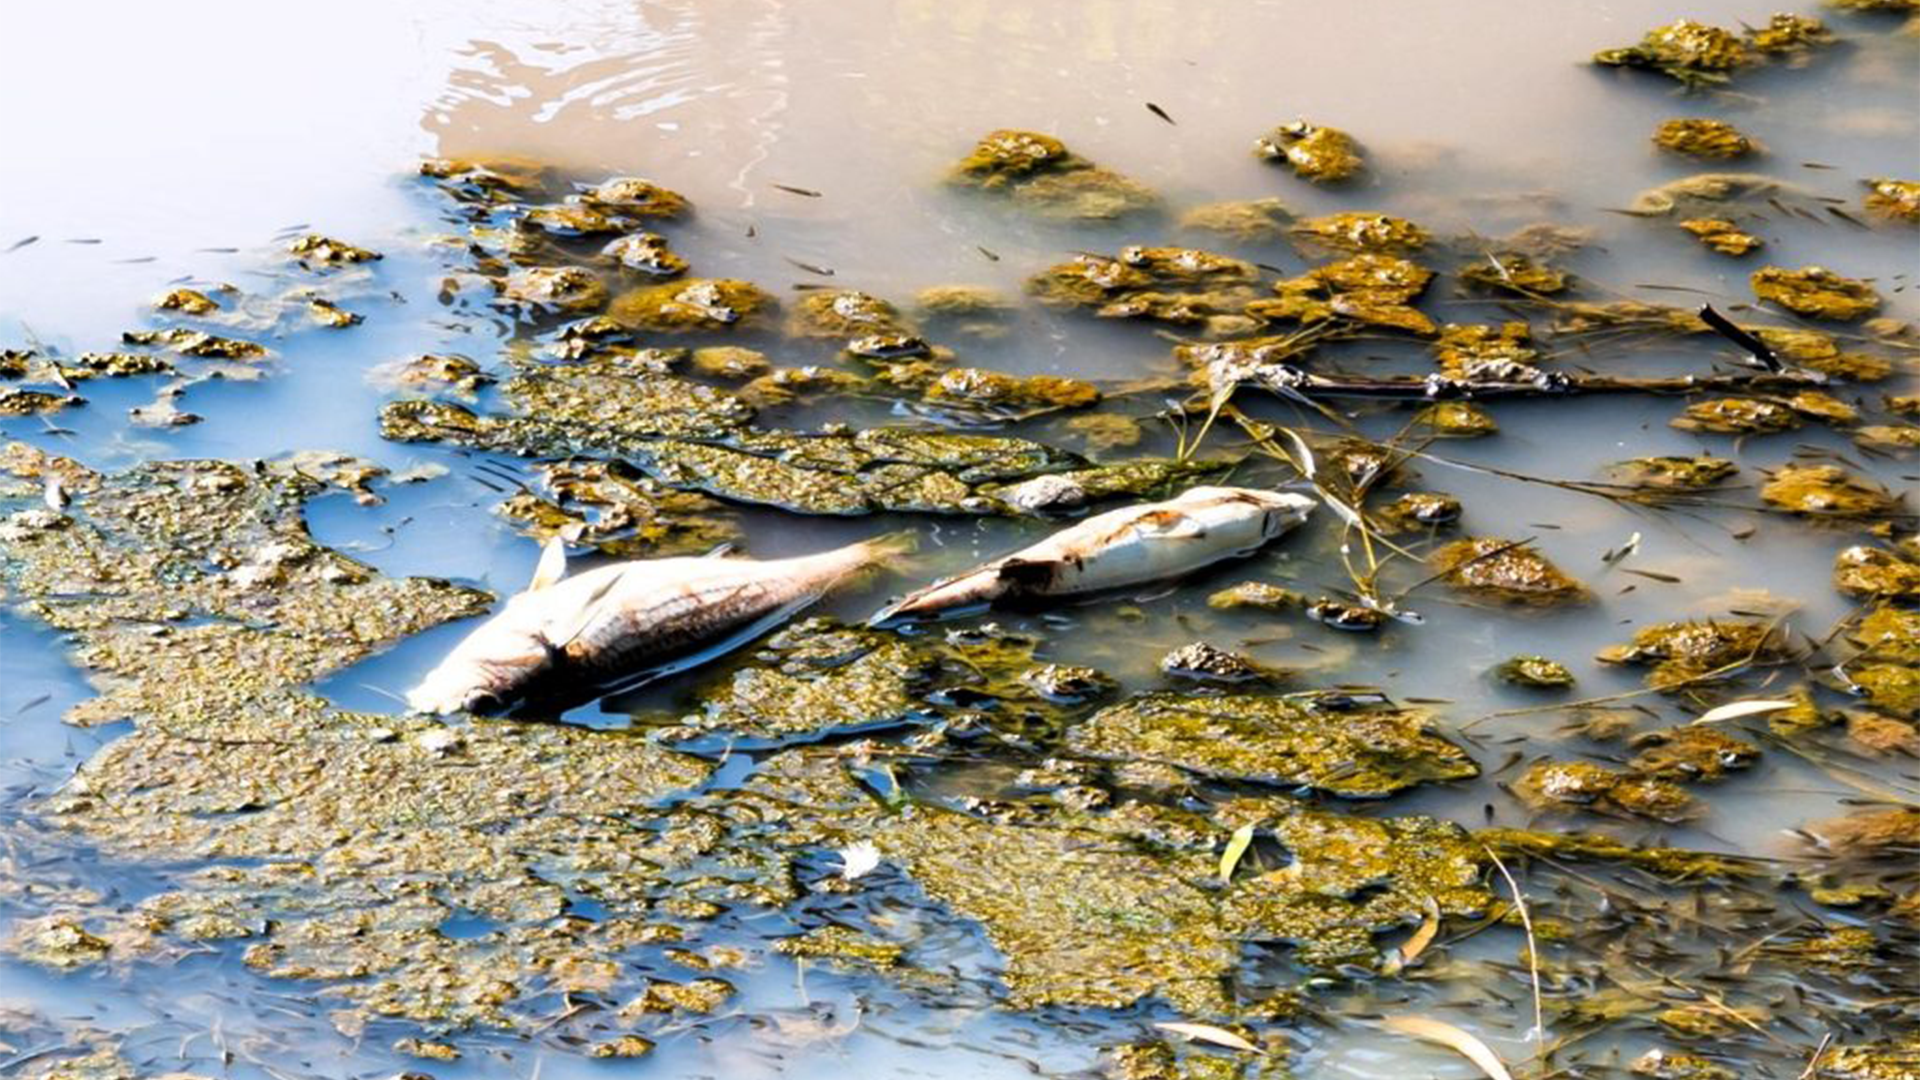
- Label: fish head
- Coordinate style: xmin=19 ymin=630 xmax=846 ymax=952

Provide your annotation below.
xmin=405 ymin=617 xmax=562 ymax=716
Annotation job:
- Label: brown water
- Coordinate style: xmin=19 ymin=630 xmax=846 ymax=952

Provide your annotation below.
xmin=2 ymin=2 xmax=1917 ymax=1078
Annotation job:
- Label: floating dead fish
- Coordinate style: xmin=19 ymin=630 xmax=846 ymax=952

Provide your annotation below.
xmin=408 ymin=533 xmax=909 ymax=714
xmin=870 ymin=487 xmax=1314 ymax=623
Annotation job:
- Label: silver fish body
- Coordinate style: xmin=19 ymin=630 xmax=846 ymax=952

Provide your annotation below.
xmin=870 ymin=486 xmax=1314 ymax=623
xmin=408 ymin=535 xmax=901 ymax=715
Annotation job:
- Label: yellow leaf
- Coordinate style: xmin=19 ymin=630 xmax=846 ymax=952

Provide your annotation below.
xmin=1153 ymin=1021 xmax=1259 ymax=1053
xmin=1219 ymin=823 xmax=1255 ymax=883
xmin=1382 ymin=1016 xmax=1515 ymax=1080
xmin=1691 ymin=699 xmax=1797 ymax=725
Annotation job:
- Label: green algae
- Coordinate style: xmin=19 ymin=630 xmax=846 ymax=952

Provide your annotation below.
xmin=1430 ymin=537 xmax=1589 ymax=607
xmin=773 ymin=925 xmax=905 ymax=968
xmin=1627 ymin=173 xmax=1802 ymax=217
xmin=1208 ymin=581 xmax=1304 ymax=612
xmin=670 ymin=618 xmax=936 ymax=740
xmin=1760 ymin=464 xmax=1899 ymax=520
xmin=522 ymin=201 xmax=627 ymax=238
xmin=1631 ymin=1049 xmax=1737 ymax=1080
xmin=1856 ymin=424 xmax=1920 ymax=451
xmin=375 ymin=352 xmax=492 ymax=394
xmin=788 ymin=289 xmax=908 ymax=339
xmin=287 ymin=233 xmax=381 ymax=266
xmin=1594 ymin=16 xmax=1830 ymax=85
xmin=1514 ymin=760 xmax=1697 ymax=823
xmin=1253 ymin=120 xmax=1363 ymax=183
xmin=689 ymin=345 xmax=770 ymax=380
xmin=1597 ymin=618 xmax=1789 ymax=690
xmin=155 ymin=287 xmax=220 ymax=315
xmin=121 ymin=327 xmax=266 ymax=360
xmin=1626 ymin=726 xmax=1760 ymax=781
xmin=1413 ymin=401 xmax=1498 ymax=438
xmin=1754 ymin=327 xmax=1893 ymax=382
xmin=0 ymin=448 xmax=723 ymax=1030
xmin=1067 ymin=692 xmax=1479 ymax=798
xmin=1835 ymin=546 xmax=1920 ymax=601
xmin=1593 ymin=20 xmax=1754 ymax=84
xmin=1377 ymin=491 xmax=1462 ymax=532
xmin=1290 ymin=212 xmax=1429 ymax=254
xmin=1815 ymin=1037 xmax=1920 ymax=1080
xmin=1862 ymin=177 xmax=1920 ymax=224
xmin=1751 ymin=265 xmax=1883 ymax=320
xmin=498 ymin=266 xmax=609 ymax=315
xmin=1495 ymin=655 xmax=1575 ymax=688
xmin=1479 ymin=827 xmax=1761 ymax=881
xmin=497 ymin=458 xmax=738 ymax=558
xmin=1431 ymin=322 xmax=1541 ymax=378
xmin=0 ymin=388 xmax=84 ymax=415
xmin=1671 ymin=397 xmax=1803 ymax=435
xmin=609 ymin=277 xmax=773 ymax=332
xmin=582 ymin=176 xmax=691 ymax=219
xmin=1679 ymin=217 xmax=1763 ymax=256
xmin=924 ymin=367 xmax=1101 ymax=418
xmin=949 ymin=129 xmax=1159 ymax=220
xmin=1159 ymin=642 xmax=1276 ymax=685
xmin=1222 ymin=808 xmax=1490 ymax=968
xmin=1606 ymin=455 xmax=1738 ymax=491
xmin=1178 ymin=198 xmax=1295 ymax=243
xmin=1652 ymin=118 xmax=1757 ymax=159
xmin=1251 ymin=254 xmax=1435 ymax=336
xmin=603 ymin=231 xmax=688 ymax=277
xmin=1459 ymin=251 xmax=1571 ymax=296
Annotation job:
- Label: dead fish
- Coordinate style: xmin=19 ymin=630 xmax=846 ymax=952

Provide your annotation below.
xmin=408 ymin=533 xmax=911 ymax=715
xmin=871 ymin=486 xmax=1314 ymax=624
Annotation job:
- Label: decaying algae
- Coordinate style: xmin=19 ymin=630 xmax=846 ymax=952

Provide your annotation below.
xmin=1652 ymin=118 xmax=1757 ymax=159
xmin=1253 ymin=120 xmax=1363 ymax=183
xmin=1066 ymin=692 xmax=1479 ymax=797
xmin=1679 ymin=217 xmax=1763 ymax=256
xmin=1251 ymin=253 xmax=1435 ymax=336
xmin=949 ymin=129 xmax=1159 ymax=220
xmin=1598 ymin=618 xmax=1791 ymax=690
xmin=1751 ymin=265 xmax=1883 ymax=321
xmin=1760 ymin=464 xmax=1899 ymax=520
xmin=1430 ymin=537 xmax=1589 ymax=607
xmin=1592 ymin=15 xmax=1831 ymax=86
xmin=1862 ymin=177 xmax=1920 ymax=224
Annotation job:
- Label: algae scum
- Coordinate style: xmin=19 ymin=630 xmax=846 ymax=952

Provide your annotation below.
xmin=3 ymin=3 xmax=1920 ymax=1079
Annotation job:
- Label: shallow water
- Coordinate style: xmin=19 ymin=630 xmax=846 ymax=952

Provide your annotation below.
xmin=2 ymin=2 xmax=1917 ymax=1078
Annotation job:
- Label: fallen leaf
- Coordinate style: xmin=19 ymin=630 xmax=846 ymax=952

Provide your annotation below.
xmin=1691 ymin=699 xmax=1798 ymax=725
xmin=1382 ymin=1016 xmax=1515 ymax=1080
xmin=1219 ymin=823 xmax=1255 ymax=883
xmin=1154 ymin=1022 xmax=1259 ymax=1053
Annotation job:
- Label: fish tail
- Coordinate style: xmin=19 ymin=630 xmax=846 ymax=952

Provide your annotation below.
xmin=868 ymin=567 xmax=1004 ymax=626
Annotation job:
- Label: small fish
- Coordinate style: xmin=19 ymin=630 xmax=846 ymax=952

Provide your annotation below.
xmin=408 ymin=533 xmax=910 ymax=715
xmin=976 ymin=245 xmax=1000 ymax=262
xmin=784 ymin=256 xmax=835 ymax=276
xmin=5 ymin=236 xmax=38 ymax=253
xmin=870 ymin=487 xmax=1314 ymax=623
xmin=1146 ymin=102 xmax=1176 ymax=125
xmin=771 ymin=183 xmax=822 ymax=198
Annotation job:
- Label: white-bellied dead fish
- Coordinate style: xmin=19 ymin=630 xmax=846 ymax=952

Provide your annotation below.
xmin=408 ymin=533 xmax=910 ymax=715
xmin=870 ymin=486 xmax=1314 ymax=624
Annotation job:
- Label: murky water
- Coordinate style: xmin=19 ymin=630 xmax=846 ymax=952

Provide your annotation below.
xmin=3 ymin=2 xmax=1917 ymax=1078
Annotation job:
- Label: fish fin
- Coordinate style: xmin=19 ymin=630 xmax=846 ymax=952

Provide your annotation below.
xmin=702 ymin=542 xmax=737 ymax=558
xmin=528 ymin=536 xmax=569 ymax=591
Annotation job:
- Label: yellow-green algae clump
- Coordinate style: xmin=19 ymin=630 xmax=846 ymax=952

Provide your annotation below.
xmin=1253 ymin=120 xmax=1364 ymax=183
xmin=949 ymin=129 xmax=1159 ymax=221
xmin=1751 ymin=265 xmax=1883 ymax=320
xmin=1066 ymin=691 xmax=1479 ymax=798
xmin=1430 ymin=537 xmax=1590 ymax=607
xmin=0 ymin=444 xmax=722 ymax=1031
xmin=1652 ymin=118 xmax=1757 ymax=159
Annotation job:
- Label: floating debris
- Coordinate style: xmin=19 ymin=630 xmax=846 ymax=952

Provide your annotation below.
xmin=1430 ymin=537 xmax=1590 ymax=607
xmin=1679 ymin=217 xmax=1763 ymax=256
xmin=1652 ymin=118 xmax=1757 ymax=159
xmin=1751 ymin=265 xmax=1883 ymax=320
xmin=1253 ymin=119 xmax=1364 ymax=182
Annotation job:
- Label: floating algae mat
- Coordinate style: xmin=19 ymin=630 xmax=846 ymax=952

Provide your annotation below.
xmin=1 ymin=2 xmax=1917 ymax=1079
